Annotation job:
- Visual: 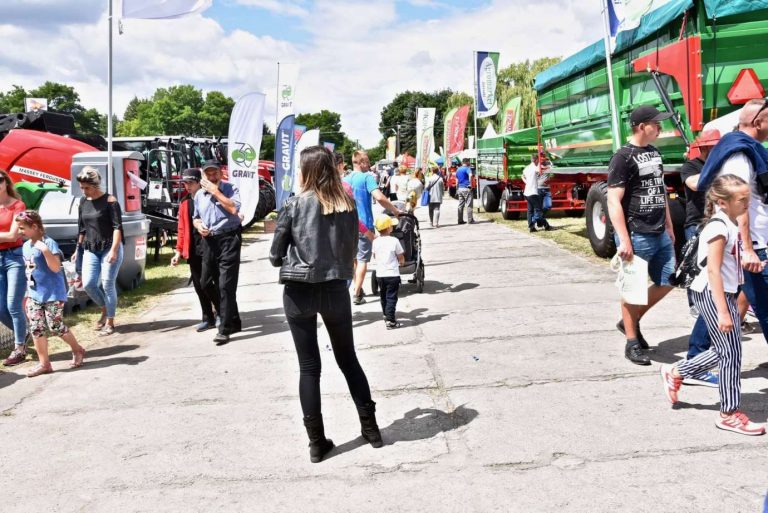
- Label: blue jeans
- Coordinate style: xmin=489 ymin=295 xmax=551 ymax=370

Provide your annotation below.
xmin=614 ymin=231 xmax=675 ymax=286
xmin=0 ymin=247 xmax=27 ymax=346
xmin=741 ymin=247 xmax=768 ymax=344
xmin=82 ymin=245 xmax=124 ymax=318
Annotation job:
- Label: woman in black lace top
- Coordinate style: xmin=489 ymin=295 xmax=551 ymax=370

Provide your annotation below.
xmin=74 ymin=166 xmax=124 ymax=336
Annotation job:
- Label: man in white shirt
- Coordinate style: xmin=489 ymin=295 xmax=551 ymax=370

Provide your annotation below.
xmin=713 ymin=99 xmax=768 ymax=342
xmin=521 ymin=154 xmax=551 ymax=232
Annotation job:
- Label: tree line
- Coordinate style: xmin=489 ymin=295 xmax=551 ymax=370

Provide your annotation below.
xmin=0 ymin=56 xmax=560 ymax=165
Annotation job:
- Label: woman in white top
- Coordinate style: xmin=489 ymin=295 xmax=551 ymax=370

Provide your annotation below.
xmin=405 ymin=168 xmax=425 ymax=211
xmin=660 ymin=174 xmax=766 ymax=436
xmin=390 ymin=167 xmax=410 ymax=203
xmin=426 ymin=169 xmax=445 ymax=227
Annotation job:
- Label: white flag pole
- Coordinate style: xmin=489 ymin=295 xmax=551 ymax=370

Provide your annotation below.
xmin=601 ymin=0 xmax=621 ymax=151
xmin=107 ymin=0 xmax=114 ymax=194
xmin=472 ymin=51 xmax=480 ymax=212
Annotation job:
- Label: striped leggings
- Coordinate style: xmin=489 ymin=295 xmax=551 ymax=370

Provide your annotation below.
xmin=677 ymin=288 xmax=742 ymax=413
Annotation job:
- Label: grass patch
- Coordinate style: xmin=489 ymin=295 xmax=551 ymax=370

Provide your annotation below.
xmin=1 ymin=225 xmax=263 ymax=366
xmin=479 ymin=211 xmax=608 ymax=265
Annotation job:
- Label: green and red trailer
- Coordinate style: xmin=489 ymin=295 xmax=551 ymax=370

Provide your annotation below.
xmin=479 ymin=0 xmax=768 ymax=257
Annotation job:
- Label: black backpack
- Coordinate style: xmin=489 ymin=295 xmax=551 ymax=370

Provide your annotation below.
xmin=668 ymin=218 xmax=726 ymax=288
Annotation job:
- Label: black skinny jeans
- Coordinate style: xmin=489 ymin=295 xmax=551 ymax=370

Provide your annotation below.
xmin=283 ymin=280 xmax=373 ymax=417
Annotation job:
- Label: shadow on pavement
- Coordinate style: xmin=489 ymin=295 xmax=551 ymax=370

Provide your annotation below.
xmin=421 ymin=281 xmax=479 ymax=295
xmin=649 ymin=335 xmax=689 ymax=364
xmin=49 ymin=344 xmax=140 ymax=363
xmin=0 ymin=370 xmax=23 ymax=389
xmin=226 ymin=307 xmax=289 ymax=342
xmin=58 ymin=355 xmax=149 ymax=373
xmin=673 ymin=391 xmax=768 ymax=419
xmin=116 ymin=319 xmax=198 ymax=334
xmin=352 ymin=308 xmax=448 ymax=329
xmin=329 ymin=404 xmax=479 ymax=459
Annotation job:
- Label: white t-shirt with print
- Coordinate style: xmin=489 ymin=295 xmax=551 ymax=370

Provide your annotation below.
xmin=690 ymin=210 xmax=743 ymax=294
xmin=372 ymin=235 xmax=404 ymax=278
xmin=718 ymin=152 xmax=768 ymax=248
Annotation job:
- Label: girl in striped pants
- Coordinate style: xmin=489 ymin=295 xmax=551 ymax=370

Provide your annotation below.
xmin=660 ymin=174 xmax=765 ymax=436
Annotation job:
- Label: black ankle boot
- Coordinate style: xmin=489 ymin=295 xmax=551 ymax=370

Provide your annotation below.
xmin=303 ymin=415 xmax=334 ymax=463
xmin=357 ymin=401 xmax=383 ymax=448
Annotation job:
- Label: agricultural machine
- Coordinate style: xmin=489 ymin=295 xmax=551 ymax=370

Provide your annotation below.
xmin=478 ymin=0 xmax=768 ymax=257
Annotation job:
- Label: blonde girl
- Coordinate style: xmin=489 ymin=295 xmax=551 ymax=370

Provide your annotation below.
xmin=17 ymin=211 xmax=85 ymax=376
xmin=660 ymin=174 xmax=764 ymax=435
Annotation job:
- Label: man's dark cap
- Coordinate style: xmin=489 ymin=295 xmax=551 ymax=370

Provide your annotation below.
xmin=462 ymin=158 xmax=470 ymax=164
xmin=630 ymin=105 xmax=673 ymax=126
xmin=201 ymin=159 xmax=221 ymax=171
xmin=181 ymin=168 xmax=201 ymax=182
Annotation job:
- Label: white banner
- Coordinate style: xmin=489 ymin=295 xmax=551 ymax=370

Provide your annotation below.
xmin=416 ymin=108 xmax=435 ymax=172
xmin=228 ymin=92 xmax=266 ymax=226
xmin=24 ymin=98 xmax=47 ymax=112
xmin=277 ymin=62 xmax=300 ymax=122
xmin=292 ymin=129 xmax=320 ymax=193
xmin=122 ymin=0 xmax=212 ymax=19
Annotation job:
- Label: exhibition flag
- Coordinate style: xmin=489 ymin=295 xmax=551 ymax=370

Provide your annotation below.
xmin=416 ymin=108 xmax=436 ymax=172
xmin=446 ymin=105 xmax=470 ymax=156
xmin=275 ymin=115 xmax=296 ymax=209
xmin=474 ymin=51 xmax=500 ymax=118
xmin=386 ymin=136 xmax=397 ymax=161
xmin=227 ymin=92 xmax=266 ymax=226
xmin=122 ymin=0 xmax=212 ymax=19
xmin=502 ymin=96 xmax=522 ymax=133
xmin=274 ymin=62 xmax=300 ymax=210
xmin=292 ymin=129 xmax=320 ymax=194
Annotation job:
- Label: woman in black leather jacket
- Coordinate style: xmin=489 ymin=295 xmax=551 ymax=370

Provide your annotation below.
xmin=270 ymin=146 xmax=382 ymax=463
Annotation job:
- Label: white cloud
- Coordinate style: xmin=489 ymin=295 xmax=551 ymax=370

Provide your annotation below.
xmin=0 ymin=0 xmax=602 ymax=147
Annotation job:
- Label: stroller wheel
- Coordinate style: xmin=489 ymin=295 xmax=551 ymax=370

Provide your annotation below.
xmin=370 ymin=271 xmax=379 ymax=295
xmin=416 ymin=262 xmax=425 ymax=293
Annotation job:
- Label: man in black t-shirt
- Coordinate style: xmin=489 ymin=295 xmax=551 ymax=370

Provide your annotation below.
xmin=607 ymin=105 xmax=675 ymax=365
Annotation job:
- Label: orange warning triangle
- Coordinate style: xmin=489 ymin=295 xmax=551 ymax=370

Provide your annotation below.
xmin=728 ymin=68 xmax=765 ymax=105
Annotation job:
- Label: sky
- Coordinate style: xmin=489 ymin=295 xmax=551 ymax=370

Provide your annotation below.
xmin=0 ymin=0 xmax=604 ymax=147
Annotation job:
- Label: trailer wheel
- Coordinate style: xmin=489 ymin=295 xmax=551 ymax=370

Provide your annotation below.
xmin=481 ymin=185 xmax=501 ymax=212
xmin=500 ymin=191 xmax=521 ymax=220
xmin=246 ymin=180 xmax=277 ymax=227
xmin=585 ymin=182 xmax=616 ymax=258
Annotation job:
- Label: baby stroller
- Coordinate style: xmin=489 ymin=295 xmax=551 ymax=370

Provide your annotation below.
xmin=370 ymin=209 xmax=425 ymax=294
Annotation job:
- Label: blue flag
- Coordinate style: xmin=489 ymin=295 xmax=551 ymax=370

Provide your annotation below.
xmin=274 ymin=114 xmax=296 ymax=210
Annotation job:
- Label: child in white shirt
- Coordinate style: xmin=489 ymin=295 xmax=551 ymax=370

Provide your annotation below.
xmin=372 ymin=214 xmax=404 ymax=329
xmin=660 ymin=174 xmax=765 ymax=436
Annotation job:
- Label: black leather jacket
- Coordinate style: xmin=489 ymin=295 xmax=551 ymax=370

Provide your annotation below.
xmin=269 ymin=192 xmax=358 ymax=283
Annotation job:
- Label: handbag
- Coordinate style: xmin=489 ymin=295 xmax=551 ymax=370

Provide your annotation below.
xmin=610 ymin=254 xmax=649 ymax=305
xmin=420 ymin=177 xmax=439 ymax=206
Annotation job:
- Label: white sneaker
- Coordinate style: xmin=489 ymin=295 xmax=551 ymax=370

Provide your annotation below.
xmin=715 ymin=411 xmax=765 ymax=436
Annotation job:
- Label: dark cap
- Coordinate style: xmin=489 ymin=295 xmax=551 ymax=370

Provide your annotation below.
xmin=630 ymin=105 xmax=674 ymax=126
xmin=201 ymin=159 xmax=221 ymax=171
xmin=181 ymin=168 xmax=201 ymax=182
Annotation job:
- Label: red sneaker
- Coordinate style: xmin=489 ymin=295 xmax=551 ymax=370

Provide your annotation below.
xmin=660 ymin=364 xmax=682 ymax=404
xmin=715 ymin=411 xmax=765 ymax=436
xmin=3 ymin=349 xmax=27 ymax=367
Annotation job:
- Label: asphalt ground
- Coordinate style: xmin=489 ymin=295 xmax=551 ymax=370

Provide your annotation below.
xmin=0 ymin=198 xmax=767 ymax=512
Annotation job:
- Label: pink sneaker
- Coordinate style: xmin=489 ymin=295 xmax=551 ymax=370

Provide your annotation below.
xmin=715 ymin=411 xmax=765 ymax=436
xmin=660 ymin=364 xmax=682 ymax=404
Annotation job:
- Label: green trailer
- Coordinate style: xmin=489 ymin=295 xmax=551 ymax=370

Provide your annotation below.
xmin=488 ymin=0 xmax=768 ymax=256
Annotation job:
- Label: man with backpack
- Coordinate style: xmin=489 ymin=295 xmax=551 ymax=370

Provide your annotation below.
xmin=696 ymin=98 xmax=768 ymax=346
xmin=607 ymin=105 xmax=676 ymax=365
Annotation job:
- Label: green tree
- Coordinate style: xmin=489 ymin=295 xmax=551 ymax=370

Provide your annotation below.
xmin=0 ymin=85 xmax=27 ymax=113
xmin=294 ymin=109 xmax=357 ymax=160
xmin=199 ymin=91 xmax=235 ymax=136
xmin=496 ymin=57 xmax=561 ymax=129
xmin=261 ymin=123 xmax=275 ymax=161
xmin=378 ymin=89 xmax=453 ymax=156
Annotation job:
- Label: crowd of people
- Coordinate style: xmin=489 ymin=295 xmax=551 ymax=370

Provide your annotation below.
xmin=608 ymin=101 xmax=768 ymax=436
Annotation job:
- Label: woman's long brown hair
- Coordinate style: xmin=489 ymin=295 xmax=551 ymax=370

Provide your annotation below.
xmin=0 ymin=169 xmax=21 ymax=201
xmin=300 ymin=146 xmax=355 ymax=214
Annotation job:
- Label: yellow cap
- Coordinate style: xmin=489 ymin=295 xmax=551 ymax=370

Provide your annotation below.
xmin=374 ymin=214 xmax=398 ymax=232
